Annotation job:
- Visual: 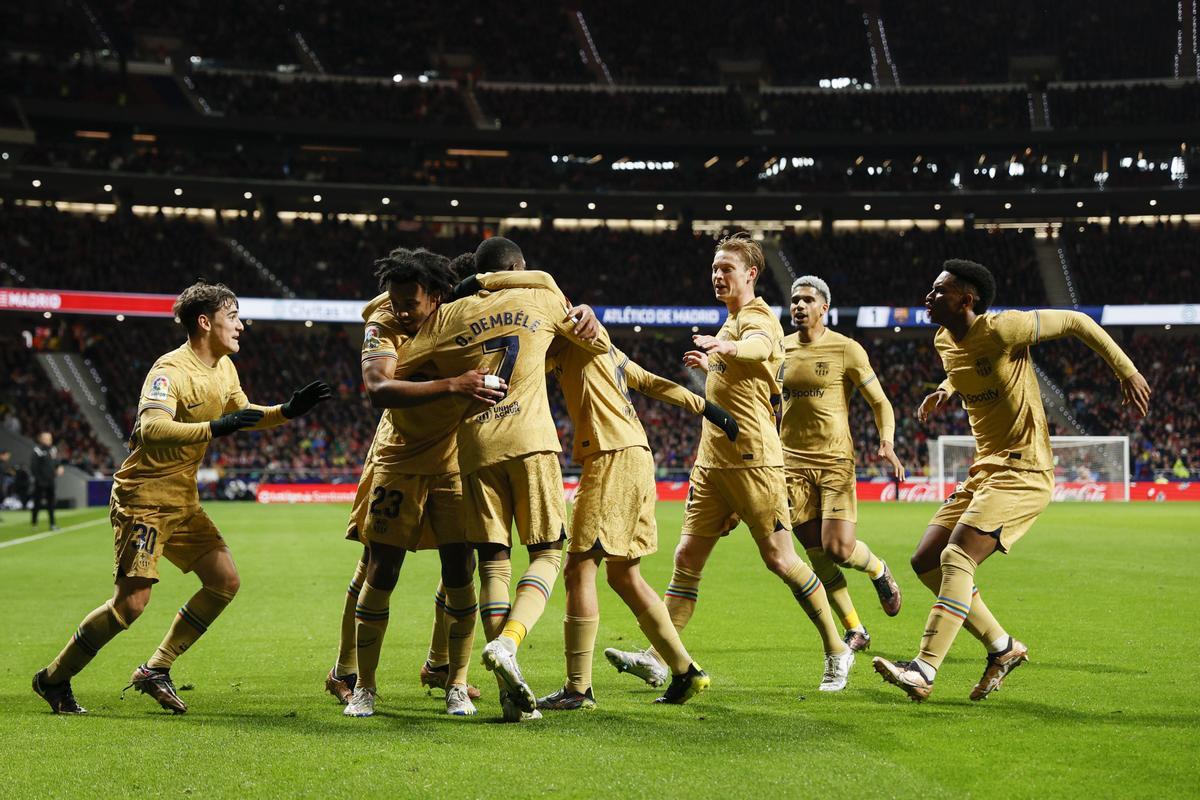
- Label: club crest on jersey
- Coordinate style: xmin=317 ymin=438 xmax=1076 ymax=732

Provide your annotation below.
xmin=148 ymin=375 xmax=170 ymax=401
xmin=974 ymin=357 xmax=993 ymax=377
xmin=815 ymin=361 xmax=830 ymax=376
xmin=364 ymin=324 xmax=382 ymax=350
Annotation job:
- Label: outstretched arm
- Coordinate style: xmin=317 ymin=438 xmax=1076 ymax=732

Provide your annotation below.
xmin=1009 ymin=310 xmax=1150 ymax=416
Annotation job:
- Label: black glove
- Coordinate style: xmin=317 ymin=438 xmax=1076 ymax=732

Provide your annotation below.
xmin=450 ymin=274 xmax=481 ymax=301
xmin=703 ymin=401 xmax=739 ymax=441
xmin=282 ymin=380 xmax=333 ymax=419
xmin=210 ymin=408 xmax=265 ymax=438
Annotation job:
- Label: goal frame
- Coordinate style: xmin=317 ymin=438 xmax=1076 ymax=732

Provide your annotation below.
xmin=934 ymin=435 xmax=1130 ymax=502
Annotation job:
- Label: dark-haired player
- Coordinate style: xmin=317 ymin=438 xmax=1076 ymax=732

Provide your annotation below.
xmin=873 ymin=259 xmax=1150 ymax=702
xmin=394 ymin=236 xmax=610 ymax=722
xmin=342 ymin=248 xmax=511 ymax=718
xmin=32 ymin=282 xmax=331 ymax=714
xmin=782 ymin=275 xmax=904 ymax=654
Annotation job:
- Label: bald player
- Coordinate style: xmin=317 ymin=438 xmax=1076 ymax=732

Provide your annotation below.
xmin=607 ymin=233 xmax=855 ymax=693
xmin=394 ymin=236 xmax=610 ymax=722
xmin=33 ymin=281 xmax=331 ymax=715
xmin=874 ymin=259 xmax=1150 ymax=702
xmin=782 ymin=275 xmax=904 ymax=654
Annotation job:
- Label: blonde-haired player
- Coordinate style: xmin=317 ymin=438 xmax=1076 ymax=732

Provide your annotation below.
xmin=607 ymin=233 xmax=855 ymax=692
xmin=33 ymin=281 xmax=331 ymax=714
xmin=874 ymin=259 xmax=1150 ymax=702
xmin=783 ymin=275 xmax=904 ymax=654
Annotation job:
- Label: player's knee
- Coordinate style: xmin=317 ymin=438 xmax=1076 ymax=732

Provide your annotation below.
xmin=672 ymin=542 xmax=705 ymax=574
xmin=114 ymin=593 xmax=150 ymax=622
xmin=210 ymin=572 xmax=240 ymax=598
xmin=939 ymin=543 xmax=976 ymax=577
xmin=825 ymin=538 xmax=854 ymax=563
xmin=761 ymin=551 xmax=794 ymax=578
xmin=604 ymin=565 xmax=635 ymax=592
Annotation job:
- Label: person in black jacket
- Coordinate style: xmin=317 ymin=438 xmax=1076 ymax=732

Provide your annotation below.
xmin=31 ymin=432 xmax=64 ymax=531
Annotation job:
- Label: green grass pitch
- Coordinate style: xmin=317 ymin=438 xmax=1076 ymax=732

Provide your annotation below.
xmin=2 ymin=501 xmax=1197 ymax=798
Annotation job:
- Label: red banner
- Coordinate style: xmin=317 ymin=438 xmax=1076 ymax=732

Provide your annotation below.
xmin=256 ymin=484 xmax=360 ymax=503
xmin=0 ymin=288 xmax=176 ymax=317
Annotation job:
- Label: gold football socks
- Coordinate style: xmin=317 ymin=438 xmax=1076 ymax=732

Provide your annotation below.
xmin=564 ymin=614 xmax=600 ymax=693
xmin=637 ymin=600 xmax=694 ymax=675
xmin=501 ymin=548 xmax=563 ymax=648
xmin=916 ymin=544 xmax=977 ymax=673
xmin=478 ymin=559 xmax=513 ymax=641
xmin=147 ymin=584 xmax=236 ymax=670
xmin=443 ymin=582 xmax=478 ymax=686
xmin=45 ymin=600 xmax=129 ymax=683
xmin=353 ymin=582 xmax=392 ymax=690
xmin=917 ymin=565 xmax=1008 ymax=652
xmin=782 ymin=558 xmax=844 ymax=655
xmin=336 ymin=556 xmax=368 ymax=677
xmin=426 ymin=581 xmax=450 ymax=667
xmin=843 ymin=540 xmax=885 ymax=581
xmin=806 ymin=546 xmax=862 ymax=631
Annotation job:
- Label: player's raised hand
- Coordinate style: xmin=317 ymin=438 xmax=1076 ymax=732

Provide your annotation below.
xmin=1120 ymin=371 xmax=1151 ymax=417
xmin=917 ymin=388 xmax=950 ymax=424
xmin=565 ymin=304 xmax=600 ymax=340
xmin=683 ymin=349 xmax=710 ymax=371
xmin=449 ymin=367 xmax=507 ymax=405
xmin=693 ymin=334 xmax=737 ymax=356
xmin=282 ymin=380 xmax=333 ymax=418
xmin=210 ymin=408 xmax=265 ymax=437
xmin=878 ymin=440 xmax=907 ymax=481
xmin=702 ymin=401 xmax=739 ymax=441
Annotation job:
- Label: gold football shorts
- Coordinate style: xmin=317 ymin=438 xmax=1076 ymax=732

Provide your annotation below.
xmin=570 ymin=446 xmax=657 ymax=559
xmin=365 ymin=470 xmax=467 ymax=551
xmin=929 ymin=464 xmax=1053 ymax=553
xmin=681 ymin=465 xmax=791 ymax=541
xmin=463 ymin=452 xmax=567 ymax=548
xmin=112 ymin=502 xmax=225 ymax=582
xmin=785 ymin=461 xmax=858 ymax=526
xmin=344 ymin=459 xmax=376 ymax=543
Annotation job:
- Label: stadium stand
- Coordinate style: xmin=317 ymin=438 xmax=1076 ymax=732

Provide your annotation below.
xmin=1060 ymin=221 xmax=1200 ymax=304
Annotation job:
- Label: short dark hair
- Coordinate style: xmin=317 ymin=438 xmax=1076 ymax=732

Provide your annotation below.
xmin=373 ymin=247 xmax=455 ymax=299
xmin=173 ymin=281 xmax=238 ymax=335
xmin=943 ymin=259 xmax=997 ymax=313
xmin=474 ymin=236 xmax=524 ymax=273
xmin=448 ymin=251 xmax=476 ymax=280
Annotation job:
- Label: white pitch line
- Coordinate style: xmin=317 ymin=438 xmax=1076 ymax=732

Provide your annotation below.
xmin=0 ymin=516 xmax=108 ymax=549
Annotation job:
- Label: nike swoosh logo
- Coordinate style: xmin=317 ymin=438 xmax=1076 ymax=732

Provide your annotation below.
xmin=186 ymin=402 xmax=204 ymax=409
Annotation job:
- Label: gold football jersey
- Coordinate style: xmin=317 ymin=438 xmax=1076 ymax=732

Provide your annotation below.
xmin=694 ymin=297 xmax=785 ymax=469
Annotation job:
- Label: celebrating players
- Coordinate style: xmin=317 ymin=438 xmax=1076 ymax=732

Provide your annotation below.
xmin=782 ymin=275 xmax=904 ymax=653
xmin=873 ymin=260 xmax=1150 ymax=702
xmin=32 ymin=281 xmax=331 ymax=714
xmin=392 ymin=237 xmax=610 ymax=721
xmin=607 ymin=233 xmax=855 ymax=693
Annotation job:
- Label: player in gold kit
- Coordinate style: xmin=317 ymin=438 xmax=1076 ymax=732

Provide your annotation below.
xmin=32 ymin=282 xmax=331 ymax=714
xmin=341 ymin=248 xmax=510 ymax=718
xmin=607 ymin=233 xmax=855 ymax=693
xmin=874 ymin=260 xmax=1150 ymax=702
xmin=394 ymin=237 xmax=610 ymax=721
xmin=782 ymin=276 xmax=904 ymax=654
xmin=463 ymin=270 xmax=739 ymax=708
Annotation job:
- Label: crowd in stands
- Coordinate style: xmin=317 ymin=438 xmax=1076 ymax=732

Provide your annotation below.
xmin=884 ymin=1 xmax=1178 ymax=84
xmin=0 ymin=318 xmax=117 ymax=474
xmin=1037 ymin=333 xmax=1198 ymax=482
xmin=1 ymin=307 xmax=1191 ymax=488
xmin=780 ymin=226 xmax=1045 ymax=307
xmin=758 ymin=88 xmax=1031 ymax=133
xmin=1060 ymin=221 xmax=1200 ymax=304
xmin=10 ymin=0 xmax=1177 ymax=86
xmin=192 ymin=72 xmax=470 ymax=127
xmin=0 ymin=204 xmax=282 ymax=297
xmin=1049 ymin=82 xmax=1200 ymax=129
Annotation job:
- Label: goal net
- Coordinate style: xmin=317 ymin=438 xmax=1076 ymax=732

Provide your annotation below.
xmin=933 ymin=436 xmax=1130 ymax=502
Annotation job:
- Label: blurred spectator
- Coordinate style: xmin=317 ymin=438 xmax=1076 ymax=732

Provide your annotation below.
xmin=30 ymin=430 xmax=64 ymax=530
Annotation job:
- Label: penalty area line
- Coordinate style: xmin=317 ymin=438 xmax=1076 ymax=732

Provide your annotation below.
xmin=0 ymin=516 xmax=108 ymax=549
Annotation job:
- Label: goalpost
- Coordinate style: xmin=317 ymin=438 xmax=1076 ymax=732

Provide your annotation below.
xmin=933 ymin=436 xmax=1131 ymax=502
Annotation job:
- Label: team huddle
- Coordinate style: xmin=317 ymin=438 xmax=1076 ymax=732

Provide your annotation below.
xmin=31 ymin=233 xmax=1151 ymax=718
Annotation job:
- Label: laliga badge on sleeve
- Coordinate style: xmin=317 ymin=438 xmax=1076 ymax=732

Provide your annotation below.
xmin=149 ymin=374 xmax=171 ymax=401
xmin=364 ymin=324 xmax=383 ymax=350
